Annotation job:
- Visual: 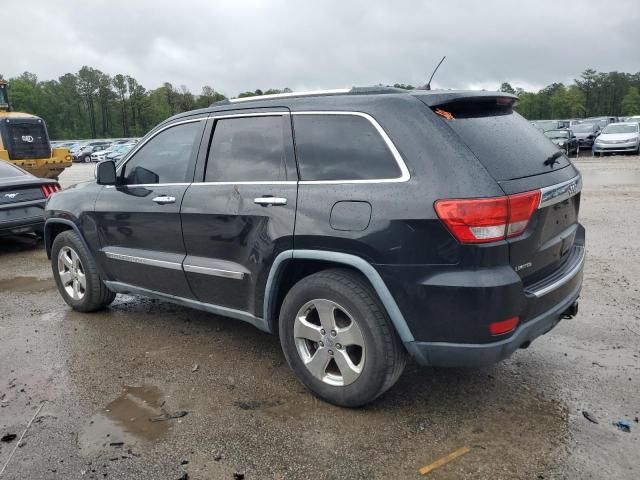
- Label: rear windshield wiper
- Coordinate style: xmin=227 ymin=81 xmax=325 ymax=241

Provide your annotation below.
xmin=544 ymin=150 xmax=563 ymax=167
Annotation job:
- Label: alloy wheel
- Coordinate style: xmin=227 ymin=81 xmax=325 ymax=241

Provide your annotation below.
xmin=293 ymin=299 xmax=365 ymax=386
xmin=57 ymin=246 xmax=86 ymax=300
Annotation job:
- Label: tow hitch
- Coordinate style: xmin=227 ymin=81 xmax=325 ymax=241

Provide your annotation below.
xmin=561 ymin=302 xmax=579 ymax=319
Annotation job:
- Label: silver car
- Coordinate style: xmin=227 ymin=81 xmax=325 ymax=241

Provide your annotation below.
xmin=593 ymin=122 xmax=640 ymax=156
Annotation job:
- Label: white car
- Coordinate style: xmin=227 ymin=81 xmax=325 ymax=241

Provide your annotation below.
xmin=90 ymin=146 xmax=116 ymax=163
xmin=593 ymin=122 xmax=640 ymax=156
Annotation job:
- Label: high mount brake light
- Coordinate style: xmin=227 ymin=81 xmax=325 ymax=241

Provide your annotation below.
xmin=41 ymin=183 xmax=61 ymax=198
xmin=434 ymin=190 xmax=541 ymax=244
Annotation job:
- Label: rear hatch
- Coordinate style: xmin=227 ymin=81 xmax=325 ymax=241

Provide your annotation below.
xmin=416 ymin=92 xmax=582 ymax=285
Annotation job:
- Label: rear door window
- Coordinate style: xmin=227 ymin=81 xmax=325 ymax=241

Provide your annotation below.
xmin=429 ymin=101 xmax=571 ymax=181
xmin=205 ymin=115 xmax=291 ymax=182
xmin=293 ymin=114 xmax=402 ymax=181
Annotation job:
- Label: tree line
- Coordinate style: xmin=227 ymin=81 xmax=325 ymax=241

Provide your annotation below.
xmin=500 ymin=69 xmax=640 ymax=120
xmin=1 ymin=67 xmax=639 ymax=140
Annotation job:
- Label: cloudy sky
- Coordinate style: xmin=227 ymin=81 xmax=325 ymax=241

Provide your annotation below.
xmin=3 ymin=0 xmax=639 ymax=96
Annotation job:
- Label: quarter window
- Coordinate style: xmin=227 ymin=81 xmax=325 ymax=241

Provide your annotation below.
xmin=122 ymin=121 xmax=201 ymax=185
xmin=293 ymin=114 xmax=402 ymax=181
xmin=205 ymin=116 xmax=289 ymax=182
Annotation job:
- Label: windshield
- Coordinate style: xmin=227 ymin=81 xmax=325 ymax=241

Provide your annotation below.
xmin=544 ymin=130 xmax=569 ymax=139
xmin=533 ymin=120 xmax=558 ymax=131
xmin=571 ymin=124 xmax=595 ymax=133
xmin=602 ymin=124 xmax=639 ymax=134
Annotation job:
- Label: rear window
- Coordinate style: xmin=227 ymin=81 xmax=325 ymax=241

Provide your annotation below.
xmin=433 ymin=101 xmax=570 ymax=181
xmin=293 ymin=114 xmax=402 ymax=181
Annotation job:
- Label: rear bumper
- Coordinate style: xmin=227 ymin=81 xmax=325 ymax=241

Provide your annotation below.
xmin=0 ymin=216 xmax=44 ymax=235
xmin=377 ymin=224 xmax=585 ymax=367
xmin=0 ymin=200 xmax=46 ymax=235
xmin=405 ymin=281 xmax=581 ymax=367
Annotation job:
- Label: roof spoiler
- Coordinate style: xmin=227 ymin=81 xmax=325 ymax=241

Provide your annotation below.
xmin=413 ymin=90 xmax=519 ymax=108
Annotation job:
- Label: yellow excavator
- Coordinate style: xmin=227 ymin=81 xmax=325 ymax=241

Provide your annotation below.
xmin=0 ymin=80 xmax=72 ymax=179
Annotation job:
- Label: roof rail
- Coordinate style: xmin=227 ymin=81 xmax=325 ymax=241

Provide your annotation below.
xmin=228 ymin=88 xmax=350 ymax=103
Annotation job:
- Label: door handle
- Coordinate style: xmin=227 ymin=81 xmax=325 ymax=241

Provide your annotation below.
xmin=152 ymin=195 xmax=176 ymax=205
xmin=254 ymin=196 xmax=287 ymax=206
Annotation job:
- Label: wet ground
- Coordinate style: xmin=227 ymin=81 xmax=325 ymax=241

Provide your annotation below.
xmin=1 ymin=158 xmax=639 ymax=479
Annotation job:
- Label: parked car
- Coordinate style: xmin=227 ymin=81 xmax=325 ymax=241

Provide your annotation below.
xmin=584 ymin=116 xmax=617 ymax=131
xmin=530 ymin=120 xmax=562 ymax=132
xmin=73 ymin=142 xmax=110 ymax=163
xmin=571 ymin=123 xmax=600 ymax=148
xmin=593 ymin=122 xmax=640 ymax=156
xmin=623 ymin=115 xmax=640 ymax=125
xmin=0 ymin=160 xmax=60 ymax=236
xmin=544 ymin=129 xmax=579 ymax=155
xmin=44 ymin=87 xmax=584 ymax=407
xmin=105 ymin=143 xmax=135 ymax=162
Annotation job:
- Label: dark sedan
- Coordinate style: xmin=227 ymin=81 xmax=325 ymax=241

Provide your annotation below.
xmin=572 ymin=123 xmax=600 ymax=148
xmin=544 ymin=129 xmax=579 ymax=155
xmin=0 ymin=160 xmax=60 ymax=236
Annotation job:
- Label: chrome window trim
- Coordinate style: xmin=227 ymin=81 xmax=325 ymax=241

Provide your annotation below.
xmin=228 ymin=89 xmax=350 ymax=103
xmin=104 ymin=251 xmax=183 ymax=271
xmin=106 ymin=183 xmax=191 ymax=188
xmin=208 ymin=111 xmax=289 ymax=119
xmin=527 ymin=246 xmax=585 ymax=298
xmin=116 ymin=117 xmax=205 ymax=175
xmin=292 ymin=111 xmax=411 ymax=184
xmin=538 ymin=175 xmax=582 ymax=209
xmin=183 ymin=264 xmax=246 ymax=280
xmin=190 ymin=181 xmax=297 ymax=186
xmin=114 ymin=110 xmax=410 ymax=187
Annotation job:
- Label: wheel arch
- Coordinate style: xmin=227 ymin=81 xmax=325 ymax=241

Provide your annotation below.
xmin=264 ymin=250 xmax=414 ymax=343
xmin=45 ymin=219 xmax=88 ymax=260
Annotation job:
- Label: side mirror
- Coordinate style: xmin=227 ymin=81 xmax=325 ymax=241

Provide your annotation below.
xmin=96 ymin=160 xmax=117 ymax=185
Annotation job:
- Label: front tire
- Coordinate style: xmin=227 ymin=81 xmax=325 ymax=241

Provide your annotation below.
xmin=51 ymin=230 xmax=116 ymax=312
xmin=279 ymin=269 xmax=406 ymax=407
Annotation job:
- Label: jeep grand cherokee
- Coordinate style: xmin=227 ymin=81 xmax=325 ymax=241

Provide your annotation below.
xmin=44 ymin=87 xmax=584 ymax=407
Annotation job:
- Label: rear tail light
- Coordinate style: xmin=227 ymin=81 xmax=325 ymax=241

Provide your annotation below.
xmin=489 ymin=316 xmax=520 ymax=335
xmin=41 ymin=183 xmax=61 ymax=198
xmin=434 ymin=190 xmax=541 ymax=244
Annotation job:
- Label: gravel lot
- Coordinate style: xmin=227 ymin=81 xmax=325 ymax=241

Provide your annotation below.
xmin=1 ymin=157 xmax=639 ymax=479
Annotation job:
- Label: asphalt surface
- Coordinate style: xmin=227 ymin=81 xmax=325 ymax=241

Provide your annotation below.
xmin=1 ymin=157 xmax=639 ymax=479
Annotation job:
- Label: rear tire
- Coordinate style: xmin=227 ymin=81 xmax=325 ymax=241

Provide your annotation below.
xmin=51 ymin=230 xmax=116 ymax=312
xmin=279 ymin=269 xmax=406 ymax=407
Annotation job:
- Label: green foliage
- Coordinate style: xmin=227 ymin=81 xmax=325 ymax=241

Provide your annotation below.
xmin=621 ymin=87 xmax=640 ymax=116
xmin=3 ymin=66 xmax=639 ymax=139
xmin=0 ymin=67 xmax=237 ymax=139
xmin=513 ymin=69 xmax=640 ymax=120
xmin=499 ymin=82 xmax=516 ymax=94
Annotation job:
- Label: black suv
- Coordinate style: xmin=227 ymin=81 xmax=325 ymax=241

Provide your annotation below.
xmin=44 ymin=87 xmax=585 ymax=407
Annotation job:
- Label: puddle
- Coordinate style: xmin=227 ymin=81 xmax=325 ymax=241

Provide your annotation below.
xmin=79 ymin=386 xmax=169 ymax=455
xmin=0 ymin=276 xmax=55 ymax=293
